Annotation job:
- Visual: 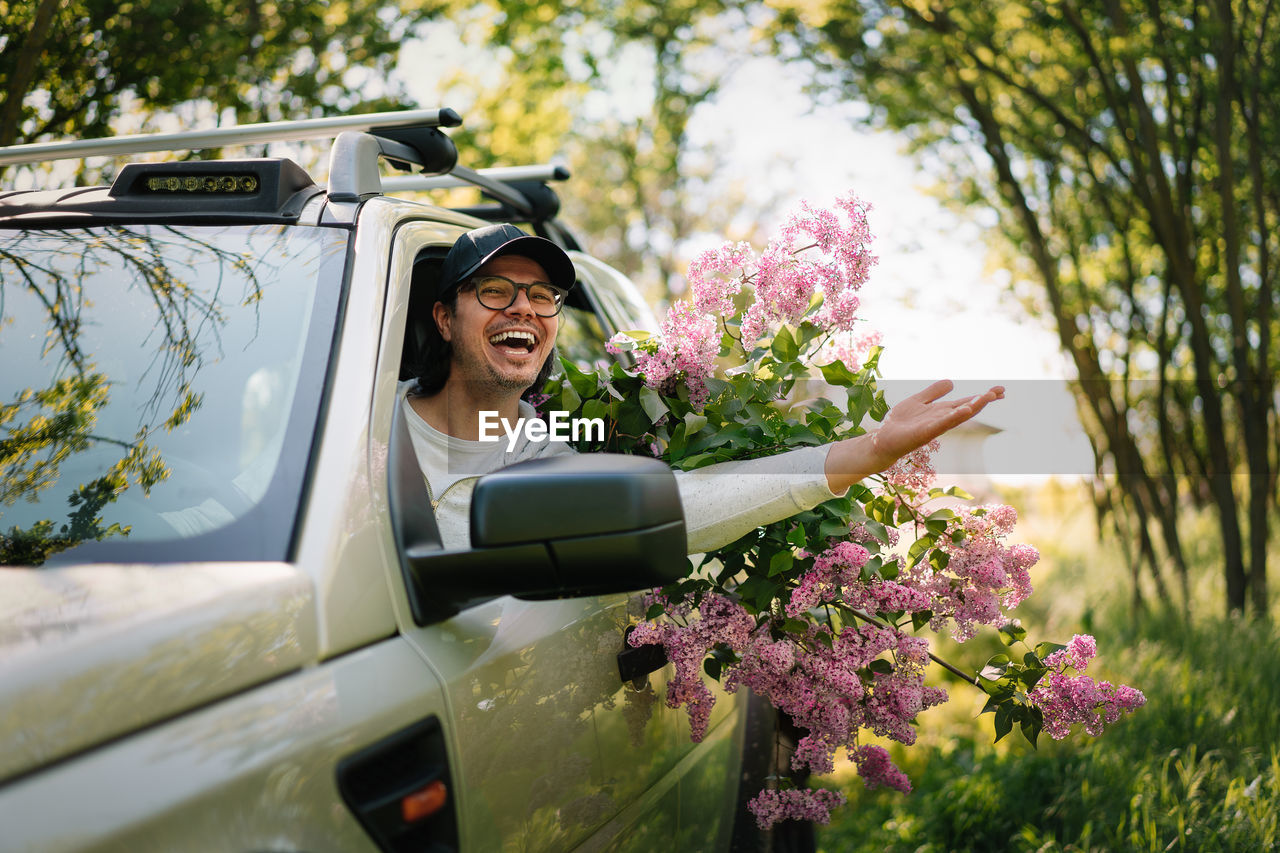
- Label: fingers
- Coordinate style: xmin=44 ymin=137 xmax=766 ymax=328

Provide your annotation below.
xmin=912 ymin=381 xmax=1004 ymax=409
xmin=913 ymin=379 xmax=955 ymax=404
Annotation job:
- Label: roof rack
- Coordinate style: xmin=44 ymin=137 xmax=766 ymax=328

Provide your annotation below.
xmin=0 ymin=108 xmax=576 ymax=232
xmin=0 ymin=108 xmax=462 ymax=166
xmin=382 ymin=164 xmax=572 ymax=224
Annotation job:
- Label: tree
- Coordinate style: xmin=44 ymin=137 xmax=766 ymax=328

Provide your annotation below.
xmin=422 ymin=0 xmax=783 ymax=300
xmin=0 ymin=0 xmax=429 ymax=162
xmin=770 ymin=0 xmax=1278 ymax=617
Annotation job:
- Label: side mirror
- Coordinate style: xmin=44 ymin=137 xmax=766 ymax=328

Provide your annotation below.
xmin=470 ymin=453 xmax=687 ymax=595
xmin=389 ymin=406 xmax=686 ymax=625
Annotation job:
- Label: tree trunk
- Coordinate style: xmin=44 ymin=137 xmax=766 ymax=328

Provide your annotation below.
xmin=0 ymin=0 xmax=64 ymax=147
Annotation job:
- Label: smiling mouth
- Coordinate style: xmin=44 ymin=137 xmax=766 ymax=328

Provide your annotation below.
xmin=488 ymin=329 xmax=537 ymax=354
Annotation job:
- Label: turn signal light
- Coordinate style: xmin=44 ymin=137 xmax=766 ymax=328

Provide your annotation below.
xmin=400 ymin=779 xmax=448 ymax=823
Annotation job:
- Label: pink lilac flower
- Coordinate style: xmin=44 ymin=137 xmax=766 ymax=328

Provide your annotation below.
xmin=627 ymin=593 xmax=754 ymax=741
xmin=1044 ymin=634 xmax=1097 ymax=672
xmin=687 ymin=240 xmax=756 ymax=316
xmin=814 ymin=329 xmax=884 ymax=368
xmin=814 ymin=541 xmax=871 ymax=575
xmin=1027 ymin=633 xmax=1145 ymax=739
xmin=894 ymin=504 xmax=1040 ymax=642
xmin=882 ymin=440 xmax=939 ymax=493
xmin=747 ymin=788 xmax=846 ymax=831
xmin=1030 ymin=672 xmax=1147 ymax=739
xmin=724 ymin=619 xmax=940 ymax=782
xmin=632 ymin=301 xmax=720 ymax=406
xmin=849 ymin=744 xmax=912 ymax=793
xmin=785 ymin=541 xmax=873 ymax=618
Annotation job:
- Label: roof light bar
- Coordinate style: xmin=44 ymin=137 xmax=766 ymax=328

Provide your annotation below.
xmin=0 ymin=108 xmax=462 ymax=166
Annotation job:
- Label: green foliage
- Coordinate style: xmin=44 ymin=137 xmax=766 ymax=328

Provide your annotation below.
xmin=427 ymin=0 xmax=774 ymax=298
xmin=0 ymin=0 xmax=431 ymax=153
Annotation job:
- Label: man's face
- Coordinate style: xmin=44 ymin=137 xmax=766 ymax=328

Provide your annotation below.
xmin=434 ymin=254 xmax=560 ymax=397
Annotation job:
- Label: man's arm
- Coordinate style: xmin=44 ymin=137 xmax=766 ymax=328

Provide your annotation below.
xmin=678 ymin=380 xmax=1004 ymax=554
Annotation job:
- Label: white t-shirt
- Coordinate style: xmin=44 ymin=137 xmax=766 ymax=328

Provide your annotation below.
xmin=400 ymin=381 xmax=843 ymax=552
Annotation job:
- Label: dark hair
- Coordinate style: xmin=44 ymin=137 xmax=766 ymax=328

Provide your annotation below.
xmin=412 ymin=284 xmax=559 ymax=399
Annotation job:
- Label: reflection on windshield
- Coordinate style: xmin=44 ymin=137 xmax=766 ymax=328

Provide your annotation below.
xmin=0 ymin=224 xmax=347 ymax=566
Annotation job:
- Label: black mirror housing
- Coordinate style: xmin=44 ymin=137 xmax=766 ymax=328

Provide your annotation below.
xmin=389 ymin=408 xmax=687 ymax=625
xmin=470 ymin=454 xmax=686 ymax=598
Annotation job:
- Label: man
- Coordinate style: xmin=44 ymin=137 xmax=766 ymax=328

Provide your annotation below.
xmin=402 ymin=223 xmax=1003 ymax=551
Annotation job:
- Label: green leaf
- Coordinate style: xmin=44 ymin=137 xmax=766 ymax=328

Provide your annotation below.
xmin=704 ymin=657 xmax=722 ymax=681
xmin=928 ymin=550 xmax=950 ymax=571
xmin=639 ymin=386 xmax=669 ymax=424
xmin=911 ymin=610 xmax=934 ymax=631
xmin=782 ymin=618 xmax=810 ymax=635
xmin=1020 ymin=716 xmax=1041 ymax=748
xmin=771 ymin=324 xmax=800 ymax=361
xmin=998 ymin=623 xmax=1028 ymax=646
xmin=735 ymin=576 xmax=781 ymax=611
xmin=768 ymin=550 xmax=794 ymax=577
xmin=1034 ymin=642 xmax=1067 ymax=661
xmin=682 ymin=411 xmax=707 ymax=435
xmin=581 ymin=397 xmax=609 ymax=423
xmin=979 ymin=654 xmax=1010 ymax=682
xmin=786 ymin=525 xmax=808 ymax=548
xmin=860 ymin=555 xmax=882 ymax=582
xmin=863 ymin=519 xmax=892 ymax=545
xmin=862 ymin=345 xmax=884 ymax=371
xmin=994 ymin=705 xmax=1013 ymax=742
xmin=818 ymin=518 xmax=849 ymax=539
xmin=819 ymin=360 xmax=859 ymax=387
xmin=1017 ymin=668 xmax=1046 ymax=691
xmin=645 ymin=603 xmax=665 ymax=620
xmin=906 ymin=534 xmax=936 ymax=568
xmin=868 ymin=658 xmax=893 ymax=674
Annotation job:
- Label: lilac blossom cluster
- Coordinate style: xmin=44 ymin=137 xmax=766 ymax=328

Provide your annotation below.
xmin=746 ymin=787 xmax=847 ymax=831
xmin=630 ymin=585 xmax=945 ymax=820
xmin=919 ymin=505 xmax=1040 ymax=642
xmin=1029 ymin=634 xmax=1147 ymax=739
xmin=610 ymin=191 xmax=877 ymax=403
xmin=627 ymin=593 xmax=754 ymax=741
xmin=786 ymin=501 xmax=1039 ymax=645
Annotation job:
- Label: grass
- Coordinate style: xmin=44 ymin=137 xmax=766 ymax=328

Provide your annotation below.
xmin=814 ymin=479 xmax=1280 ymax=852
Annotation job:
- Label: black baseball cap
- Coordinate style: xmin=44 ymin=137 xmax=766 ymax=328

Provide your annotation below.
xmin=437 ymin=223 xmax=576 ymax=301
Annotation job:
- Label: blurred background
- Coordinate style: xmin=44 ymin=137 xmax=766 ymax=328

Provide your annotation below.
xmin=4 ymin=1 xmax=1276 ymax=848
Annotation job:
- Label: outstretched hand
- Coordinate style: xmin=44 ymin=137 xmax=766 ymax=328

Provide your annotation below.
xmin=824 ymin=380 xmax=1004 ymax=495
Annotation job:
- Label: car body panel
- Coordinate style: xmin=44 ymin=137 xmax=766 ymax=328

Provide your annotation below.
xmin=0 ymin=561 xmax=317 ymax=784
xmin=290 ymin=199 xmax=405 ymax=660
xmin=0 ymin=635 xmax=443 ymax=853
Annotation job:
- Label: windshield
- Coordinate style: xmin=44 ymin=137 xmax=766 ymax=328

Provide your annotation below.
xmin=0 ymin=223 xmax=348 ymax=566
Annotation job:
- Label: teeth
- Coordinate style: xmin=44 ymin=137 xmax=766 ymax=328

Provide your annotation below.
xmin=489 ymin=330 xmax=536 ymax=347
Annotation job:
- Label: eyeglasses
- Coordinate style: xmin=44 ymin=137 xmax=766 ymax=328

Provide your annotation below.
xmin=467 ymin=275 xmax=566 ymax=317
